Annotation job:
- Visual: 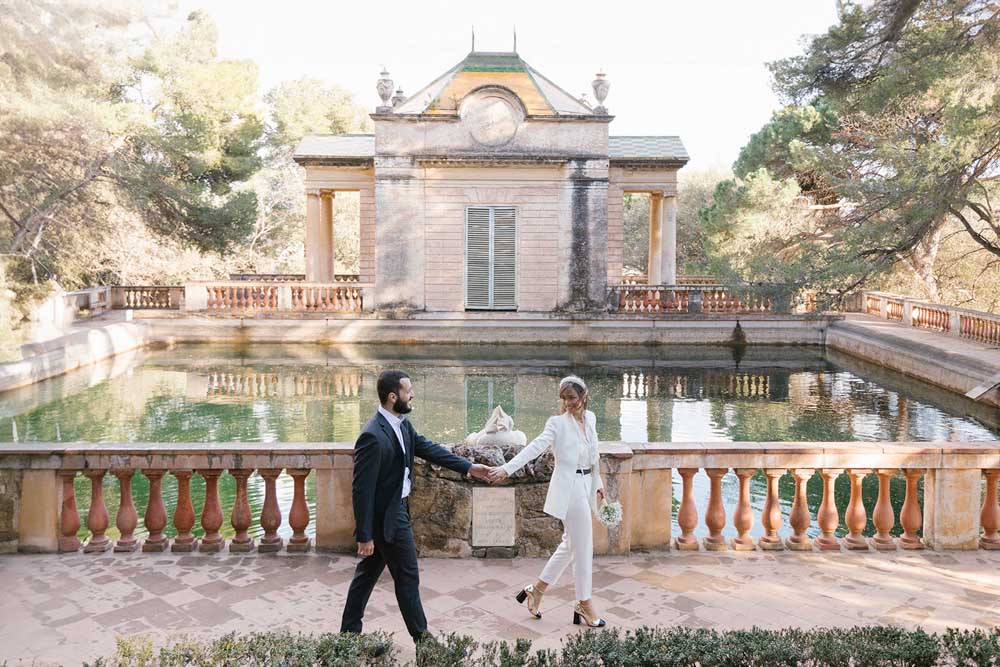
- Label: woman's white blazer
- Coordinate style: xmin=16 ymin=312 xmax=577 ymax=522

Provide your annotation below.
xmin=500 ymin=410 xmax=603 ymax=521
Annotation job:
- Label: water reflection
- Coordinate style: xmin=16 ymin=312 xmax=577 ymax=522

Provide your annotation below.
xmin=2 ymin=344 xmax=996 ymax=543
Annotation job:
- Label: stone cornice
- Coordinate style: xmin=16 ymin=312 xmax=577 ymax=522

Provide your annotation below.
xmin=371 ymin=112 xmax=614 ymax=123
xmin=610 ymin=158 xmax=689 ymax=169
xmin=293 ymin=157 xmax=374 ymax=167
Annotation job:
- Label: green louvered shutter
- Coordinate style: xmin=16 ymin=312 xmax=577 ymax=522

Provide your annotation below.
xmin=466 ymin=206 xmax=517 ymax=310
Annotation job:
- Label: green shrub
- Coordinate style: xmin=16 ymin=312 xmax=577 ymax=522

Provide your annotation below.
xmin=90 ymin=625 xmax=998 ymax=667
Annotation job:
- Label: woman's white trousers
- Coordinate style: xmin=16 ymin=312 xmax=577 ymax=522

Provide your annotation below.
xmin=539 ymin=473 xmax=593 ymax=600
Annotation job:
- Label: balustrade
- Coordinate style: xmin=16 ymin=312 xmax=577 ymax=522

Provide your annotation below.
xmin=52 ymin=465 xmax=317 ymax=556
xmin=861 ymin=290 xmax=1000 ymax=347
xmin=610 ymin=285 xmax=787 ymax=315
xmin=9 ymin=443 xmax=1000 ymax=557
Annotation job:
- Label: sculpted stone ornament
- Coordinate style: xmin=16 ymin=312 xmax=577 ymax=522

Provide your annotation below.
xmin=465 ymin=405 xmax=527 ymax=448
xmin=460 ymin=90 xmax=523 ymax=147
xmin=591 ymin=70 xmax=609 ymax=114
xmin=391 ymin=87 xmax=405 ymax=107
xmin=376 ymin=68 xmax=393 ymax=112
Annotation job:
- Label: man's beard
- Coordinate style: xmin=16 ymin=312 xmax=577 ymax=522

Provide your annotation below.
xmin=393 ymin=397 xmax=412 ymax=414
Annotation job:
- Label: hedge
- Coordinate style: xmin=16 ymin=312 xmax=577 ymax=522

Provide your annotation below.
xmin=76 ymin=626 xmax=1000 ymax=667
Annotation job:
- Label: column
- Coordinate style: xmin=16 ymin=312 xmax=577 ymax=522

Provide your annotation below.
xmin=320 ymin=191 xmax=335 ymax=282
xmin=662 ymin=195 xmax=677 ymax=285
xmin=305 ymin=189 xmax=322 ymax=282
xmin=647 ymin=193 xmax=663 ymax=285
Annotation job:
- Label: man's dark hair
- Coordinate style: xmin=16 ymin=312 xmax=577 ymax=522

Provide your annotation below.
xmin=377 ymin=370 xmax=410 ymax=405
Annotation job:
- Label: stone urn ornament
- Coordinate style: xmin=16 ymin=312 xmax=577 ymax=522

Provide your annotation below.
xmin=465 ymin=405 xmax=527 ymax=448
xmin=591 ymin=70 xmax=609 ymax=114
xmin=376 ymin=68 xmax=394 ymax=112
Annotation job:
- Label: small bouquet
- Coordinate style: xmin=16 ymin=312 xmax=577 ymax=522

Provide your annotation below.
xmin=597 ymin=500 xmax=623 ymax=527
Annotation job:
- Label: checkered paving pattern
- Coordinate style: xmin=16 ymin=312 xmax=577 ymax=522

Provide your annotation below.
xmin=2 ymin=551 xmax=999 ymax=665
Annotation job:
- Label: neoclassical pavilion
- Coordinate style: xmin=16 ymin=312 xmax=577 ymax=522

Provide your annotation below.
xmin=294 ymin=50 xmax=688 ymax=312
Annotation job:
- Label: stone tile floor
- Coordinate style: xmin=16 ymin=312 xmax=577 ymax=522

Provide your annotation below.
xmin=2 ymin=550 xmax=1000 ymax=665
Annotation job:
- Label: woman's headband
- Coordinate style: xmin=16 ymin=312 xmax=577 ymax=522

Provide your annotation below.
xmin=559 ymin=375 xmax=587 ymax=393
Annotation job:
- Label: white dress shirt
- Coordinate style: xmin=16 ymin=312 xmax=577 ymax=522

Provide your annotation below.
xmin=378 ymin=406 xmax=411 ymax=498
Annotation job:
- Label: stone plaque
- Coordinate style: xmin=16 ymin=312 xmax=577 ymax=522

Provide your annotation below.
xmin=461 ymin=94 xmax=521 ymax=147
xmin=472 ymin=487 xmax=516 ymax=547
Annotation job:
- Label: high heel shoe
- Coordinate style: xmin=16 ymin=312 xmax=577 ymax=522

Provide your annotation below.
xmin=572 ymin=601 xmax=607 ymax=627
xmin=515 ymin=584 xmax=543 ymax=618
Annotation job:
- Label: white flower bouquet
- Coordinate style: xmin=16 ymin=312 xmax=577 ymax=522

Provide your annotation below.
xmin=597 ymin=500 xmax=623 ymax=527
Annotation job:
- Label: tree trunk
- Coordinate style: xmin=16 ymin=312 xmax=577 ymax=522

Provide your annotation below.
xmin=900 ymin=217 xmax=945 ymax=301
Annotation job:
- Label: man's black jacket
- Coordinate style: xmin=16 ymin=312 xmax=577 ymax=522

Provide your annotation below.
xmin=352 ymin=411 xmax=472 ymax=543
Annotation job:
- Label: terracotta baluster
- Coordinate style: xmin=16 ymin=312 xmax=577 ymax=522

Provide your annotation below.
xmin=844 ymin=469 xmax=871 ymax=550
xmin=899 ymin=469 xmax=925 ymax=550
xmin=170 ymin=470 xmax=198 ymax=552
xmin=287 ymin=469 xmax=312 ymax=552
xmin=58 ymin=470 xmax=82 ymax=552
xmin=758 ymin=469 xmax=785 ymax=550
xmin=815 ymin=469 xmax=842 ymax=551
xmin=198 ymin=469 xmax=225 ymax=552
xmin=703 ymin=469 xmax=728 ymax=551
xmin=871 ymin=469 xmax=899 ymax=550
xmin=730 ymin=468 xmax=756 ymax=550
xmin=112 ymin=469 xmax=138 ymax=552
xmin=141 ymin=470 xmax=169 ymax=552
xmin=786 ymin=469 xmax=814 ymax=551
xmin=980 ymin=469 xmax=1000 ymax=550
xmin=258 ymin=469 xmax=284 ymax=553
xmin=229 ymin=469 xmax=255 ymax=553
xmin=83 ymin=469 xmax=111 ymax=553
xmin=675 ymin=468 xmax=699 ymax=550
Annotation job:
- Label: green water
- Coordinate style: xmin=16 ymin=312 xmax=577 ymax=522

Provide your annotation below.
xmin=2 ymin=343 xmax=997 ymax=542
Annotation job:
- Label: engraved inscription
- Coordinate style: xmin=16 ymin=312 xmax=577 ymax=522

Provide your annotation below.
xmin=472 ymin=487 xmax=516 ymax=547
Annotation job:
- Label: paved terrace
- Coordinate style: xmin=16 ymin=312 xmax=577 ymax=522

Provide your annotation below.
xmin=3 ymin=550 xmax=1000 ymax=665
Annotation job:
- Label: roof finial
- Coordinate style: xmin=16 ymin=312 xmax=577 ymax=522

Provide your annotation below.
xmin=513 ymin=26 xmax=517 ymax=53
xmin=471 ymin=25 xmax=475 ymax=52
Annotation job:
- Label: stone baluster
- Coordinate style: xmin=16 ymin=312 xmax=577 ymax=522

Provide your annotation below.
xmin=141 ymin=470 xmax=169 ymax=552
xmin=112 ymin=469 xmax=138 ymax=552
xmin=258 ymin=469 xmax=284 ymax=553
xmin=82 ymin=470 xmax=111 ymax=553
xmin=703 ymin=468 xmax=728 ymax=551
xmin=675 ymin=468 xmax=699 ymax=550
xmin=900 ymin=469 xmax=925 ymax=550
xmin=871 ymin=469 xmax=898 ymax=550
xmin=815 ymin=469 xmax=842 ymax=551
xmin=786 ymin=469 xmax=814 ymax=551
xmin=58 ymin=470 xmax=82 ymax=552
xmin=198 ymin=470 xmax=225 ymax=552
xmin=229 ymin=469 xmax=255 ymax=553
xmin=287 ymin=469 xmax=312 ymax=552
xmin=980 ymin=469 xmax=1000 ymax=550
xmin=171 ymin=470 xmax=198 ymax=552
xmin=758 ymin=469 xmax=785 ymax=550
xmin=844 ymin=469 xmax=871 ymax=550
xmin=731 ymin=468 xmax=756 ymax=550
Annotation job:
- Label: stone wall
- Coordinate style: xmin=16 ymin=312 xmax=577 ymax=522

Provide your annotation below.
xmin=409 ymin=442 xmax=562 ymax=558
xmin=0 ymin=469 xmax=22 ymax=554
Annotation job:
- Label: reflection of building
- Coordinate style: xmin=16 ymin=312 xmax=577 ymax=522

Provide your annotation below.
xmin=294 ymin=50 xmax=688 ymax=312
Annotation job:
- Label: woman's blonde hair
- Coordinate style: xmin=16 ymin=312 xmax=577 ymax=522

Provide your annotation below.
xmin=557 ymin=375 xmax=588 ymax=415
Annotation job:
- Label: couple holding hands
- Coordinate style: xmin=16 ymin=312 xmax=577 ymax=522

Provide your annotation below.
xmin=340 ymin=370 xmax=608 ymax=645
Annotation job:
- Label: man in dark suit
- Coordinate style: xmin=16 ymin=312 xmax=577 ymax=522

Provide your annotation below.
xmin=340 ymin=369 xmax=489 ymax=643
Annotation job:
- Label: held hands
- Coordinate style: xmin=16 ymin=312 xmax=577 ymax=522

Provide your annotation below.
xmin=487 ymin=467 xmax=508 ymax=484
xmin=467 ymin=463 xmax=492 ymax=481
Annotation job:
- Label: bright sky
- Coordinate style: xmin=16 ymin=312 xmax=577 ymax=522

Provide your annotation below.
xmin=177 ymin=0 xmax=839 ymax=171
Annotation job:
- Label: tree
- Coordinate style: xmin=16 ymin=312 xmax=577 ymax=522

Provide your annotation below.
xmin=770 ymin=0 xmax=1000 ymax=271
xmin=0 ymin=3 xmax=263 ymax=287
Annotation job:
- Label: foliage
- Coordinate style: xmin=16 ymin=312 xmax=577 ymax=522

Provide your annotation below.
xmin=706 ymin=0 xmax=1000 ymax=307
xmin=90 ymin=626 xmax=1000 ymax=666
xmin=622 ymin=169 xmax=727 ymax=277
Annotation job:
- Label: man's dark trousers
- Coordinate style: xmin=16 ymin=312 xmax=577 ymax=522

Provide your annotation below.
xmin=340 ymin=498 xmax=425 ymax=641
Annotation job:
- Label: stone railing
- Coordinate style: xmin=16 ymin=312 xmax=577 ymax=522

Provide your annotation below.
xmin=228 ymin=273 xmax=306 ymax=282
xmin=184 ymin=282 xmax=366 ymax=314
xmin=621 ymin=275 xmax=718 ymax=286
xmin=4 ymin=441 xmax=1000 ymax=557
xmin=2 ymin=444 xmax=356 ymax=555
xmin=608 ymin=285 xmax=793 ymax=315
xmin=862 ymin=291 xmax=1000 ymax=346
xmin=112 ymin=286 xmax=183 ymax=310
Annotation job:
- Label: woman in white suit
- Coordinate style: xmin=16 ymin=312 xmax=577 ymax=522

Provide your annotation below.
xmin=487 ymin=375 xmax=607 ymax=628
